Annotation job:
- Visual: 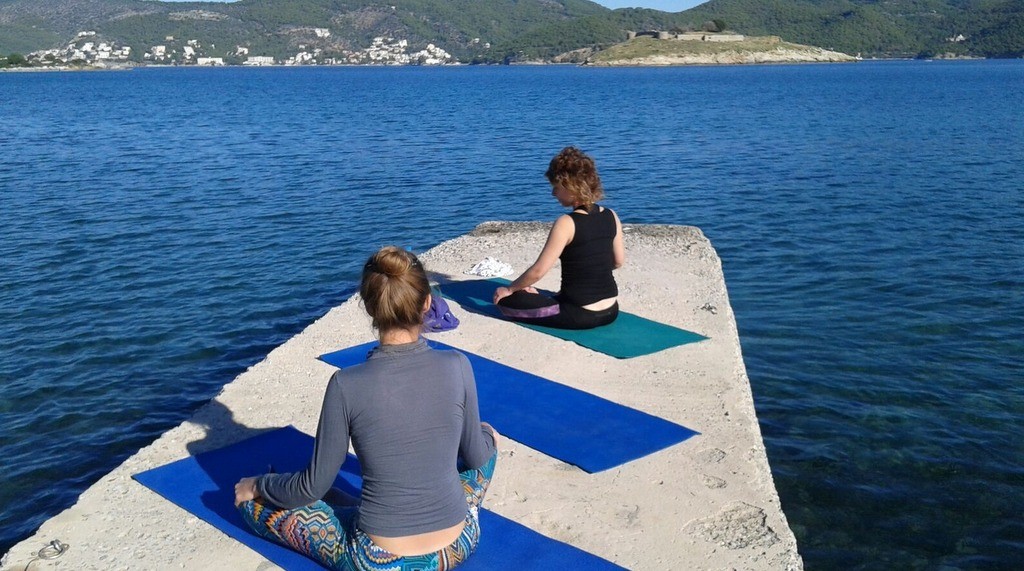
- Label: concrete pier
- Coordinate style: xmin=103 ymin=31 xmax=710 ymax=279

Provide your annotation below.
xmin=3 ymin=223 xmax=801 ymax=570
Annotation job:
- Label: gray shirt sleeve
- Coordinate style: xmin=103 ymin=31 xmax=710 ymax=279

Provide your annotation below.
xmin=256 ymin=371 xmax=350 ymax=508
xmin=455 ymin=353 xmax=497 ymax=470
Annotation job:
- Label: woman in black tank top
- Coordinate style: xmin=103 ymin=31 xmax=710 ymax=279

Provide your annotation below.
xmin=492 ymin=147 xmax=625 ymax=330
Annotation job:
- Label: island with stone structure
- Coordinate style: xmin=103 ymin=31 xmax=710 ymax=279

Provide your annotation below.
xmin=585 ymin=31 xmax=857 ymax=66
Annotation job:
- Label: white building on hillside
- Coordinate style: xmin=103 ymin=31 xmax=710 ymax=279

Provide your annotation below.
xmin=244 ymin=56 xmax=275 ymax=66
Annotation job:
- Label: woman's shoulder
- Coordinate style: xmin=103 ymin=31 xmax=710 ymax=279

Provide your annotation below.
xmin=551 ymin=213 xmax=577 ymax=233
xmin=430 ymin=346 xmax=471 ymax=368
xmin=326 ymin=364 xmax=368 ymax=391
xmin=598 ymin=205 xmax=619 ymax=224
xmin=429 ymin=347 xmax=475 ymax=381
xmin=405 ymin=344 xmax=468 ymax=368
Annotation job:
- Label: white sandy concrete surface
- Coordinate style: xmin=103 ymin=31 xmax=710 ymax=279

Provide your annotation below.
xmin=3 ymin=222 xmax=802 ymax=571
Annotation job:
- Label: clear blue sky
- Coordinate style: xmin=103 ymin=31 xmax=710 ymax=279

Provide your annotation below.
xmin=159 ymin=0 xmax=707 ymax=12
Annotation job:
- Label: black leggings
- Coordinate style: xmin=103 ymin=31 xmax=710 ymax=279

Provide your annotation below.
xmin=496 ymin=291 xmax=618 ymax=330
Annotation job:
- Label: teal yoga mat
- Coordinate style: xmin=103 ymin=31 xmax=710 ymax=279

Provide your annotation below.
xmin=439 ymin=278 xmax=707 ymax=358
xmin=133 ymin=427 xmax=624 ymax=570
xmin=320 ymin=341 xmax=699 ymax=473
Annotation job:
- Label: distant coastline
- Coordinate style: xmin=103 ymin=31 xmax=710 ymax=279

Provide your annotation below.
xmin=0 ymin=65 xmax=132 ymax=72
xmin=9 ymin=48 xmax=1003 ymax=73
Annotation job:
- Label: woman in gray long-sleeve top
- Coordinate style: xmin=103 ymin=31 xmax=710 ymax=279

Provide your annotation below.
xmin=234 ymin=246 xmax=498 ymax=571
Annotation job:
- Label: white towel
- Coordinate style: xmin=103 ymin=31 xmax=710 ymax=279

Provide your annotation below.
xmin=465 ymin=257 xmax=514 ymax=278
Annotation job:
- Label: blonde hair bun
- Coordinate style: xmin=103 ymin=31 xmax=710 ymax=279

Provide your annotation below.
xmin=373 ymin=248 xmax=413 ymax=277
xmin=361 ymin=246 xmax=431 ymax=331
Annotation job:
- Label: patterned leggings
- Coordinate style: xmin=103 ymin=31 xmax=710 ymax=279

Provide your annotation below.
xmin=239 ymin=450 xmax=497 ymax=571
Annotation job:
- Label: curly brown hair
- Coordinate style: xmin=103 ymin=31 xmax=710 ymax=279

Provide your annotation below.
xmin=544 ymin=146 xmax=604 ymax=207
xmin=360 ymin=246 xmax=431 ymax=331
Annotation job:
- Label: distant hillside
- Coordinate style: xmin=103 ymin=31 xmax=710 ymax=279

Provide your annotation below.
xmin=0 ymin=0 xmax=611 ymax=62
xmin=682 ymin=0 xmax=1024 ymax=58
xmin=466 ymin=1 xmax=1024 ymax=61
xmin=0 ymin=0 xmax=1021 ymax=62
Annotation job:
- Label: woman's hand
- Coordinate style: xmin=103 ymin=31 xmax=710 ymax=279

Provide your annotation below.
xmin=493 ymin=286 xmax=513 ymax=305
xmin=234 ymin=476 xmax=260 ymax=507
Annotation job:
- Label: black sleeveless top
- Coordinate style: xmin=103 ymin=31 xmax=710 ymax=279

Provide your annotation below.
xmin=559 ymin=205 xmax=618 ymax=307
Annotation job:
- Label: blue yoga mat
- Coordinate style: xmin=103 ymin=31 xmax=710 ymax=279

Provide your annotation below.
xmin=320 ymin=340 xmax=698 ymax=473
xmin=133 ymin=427 xmax=624 ymax=571
xmin=439 ymin=278 xmax=707 ymax=359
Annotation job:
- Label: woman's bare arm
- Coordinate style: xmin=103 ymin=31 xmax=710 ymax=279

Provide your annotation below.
xmin=493 ymin=215 xmax=575 ymax=303
xmin=612 ymin=210 xmax=625 ymax=269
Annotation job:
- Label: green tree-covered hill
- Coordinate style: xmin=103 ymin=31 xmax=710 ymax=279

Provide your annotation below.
xmin=0 ymin=0 xmax=1020 ymax=62
xmin=0 ymin=0 xmax=610 ymax=62
xmin=682 ymin=0 xmax=1024 ymax=58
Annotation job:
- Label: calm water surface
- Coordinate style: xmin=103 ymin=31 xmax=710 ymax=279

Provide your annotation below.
xmin=1 ymin=62 xmax=1022 ymax=569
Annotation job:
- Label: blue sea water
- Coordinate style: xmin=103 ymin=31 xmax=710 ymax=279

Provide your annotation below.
xmin=1 ymin=61 xmax=1022 ymax=569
